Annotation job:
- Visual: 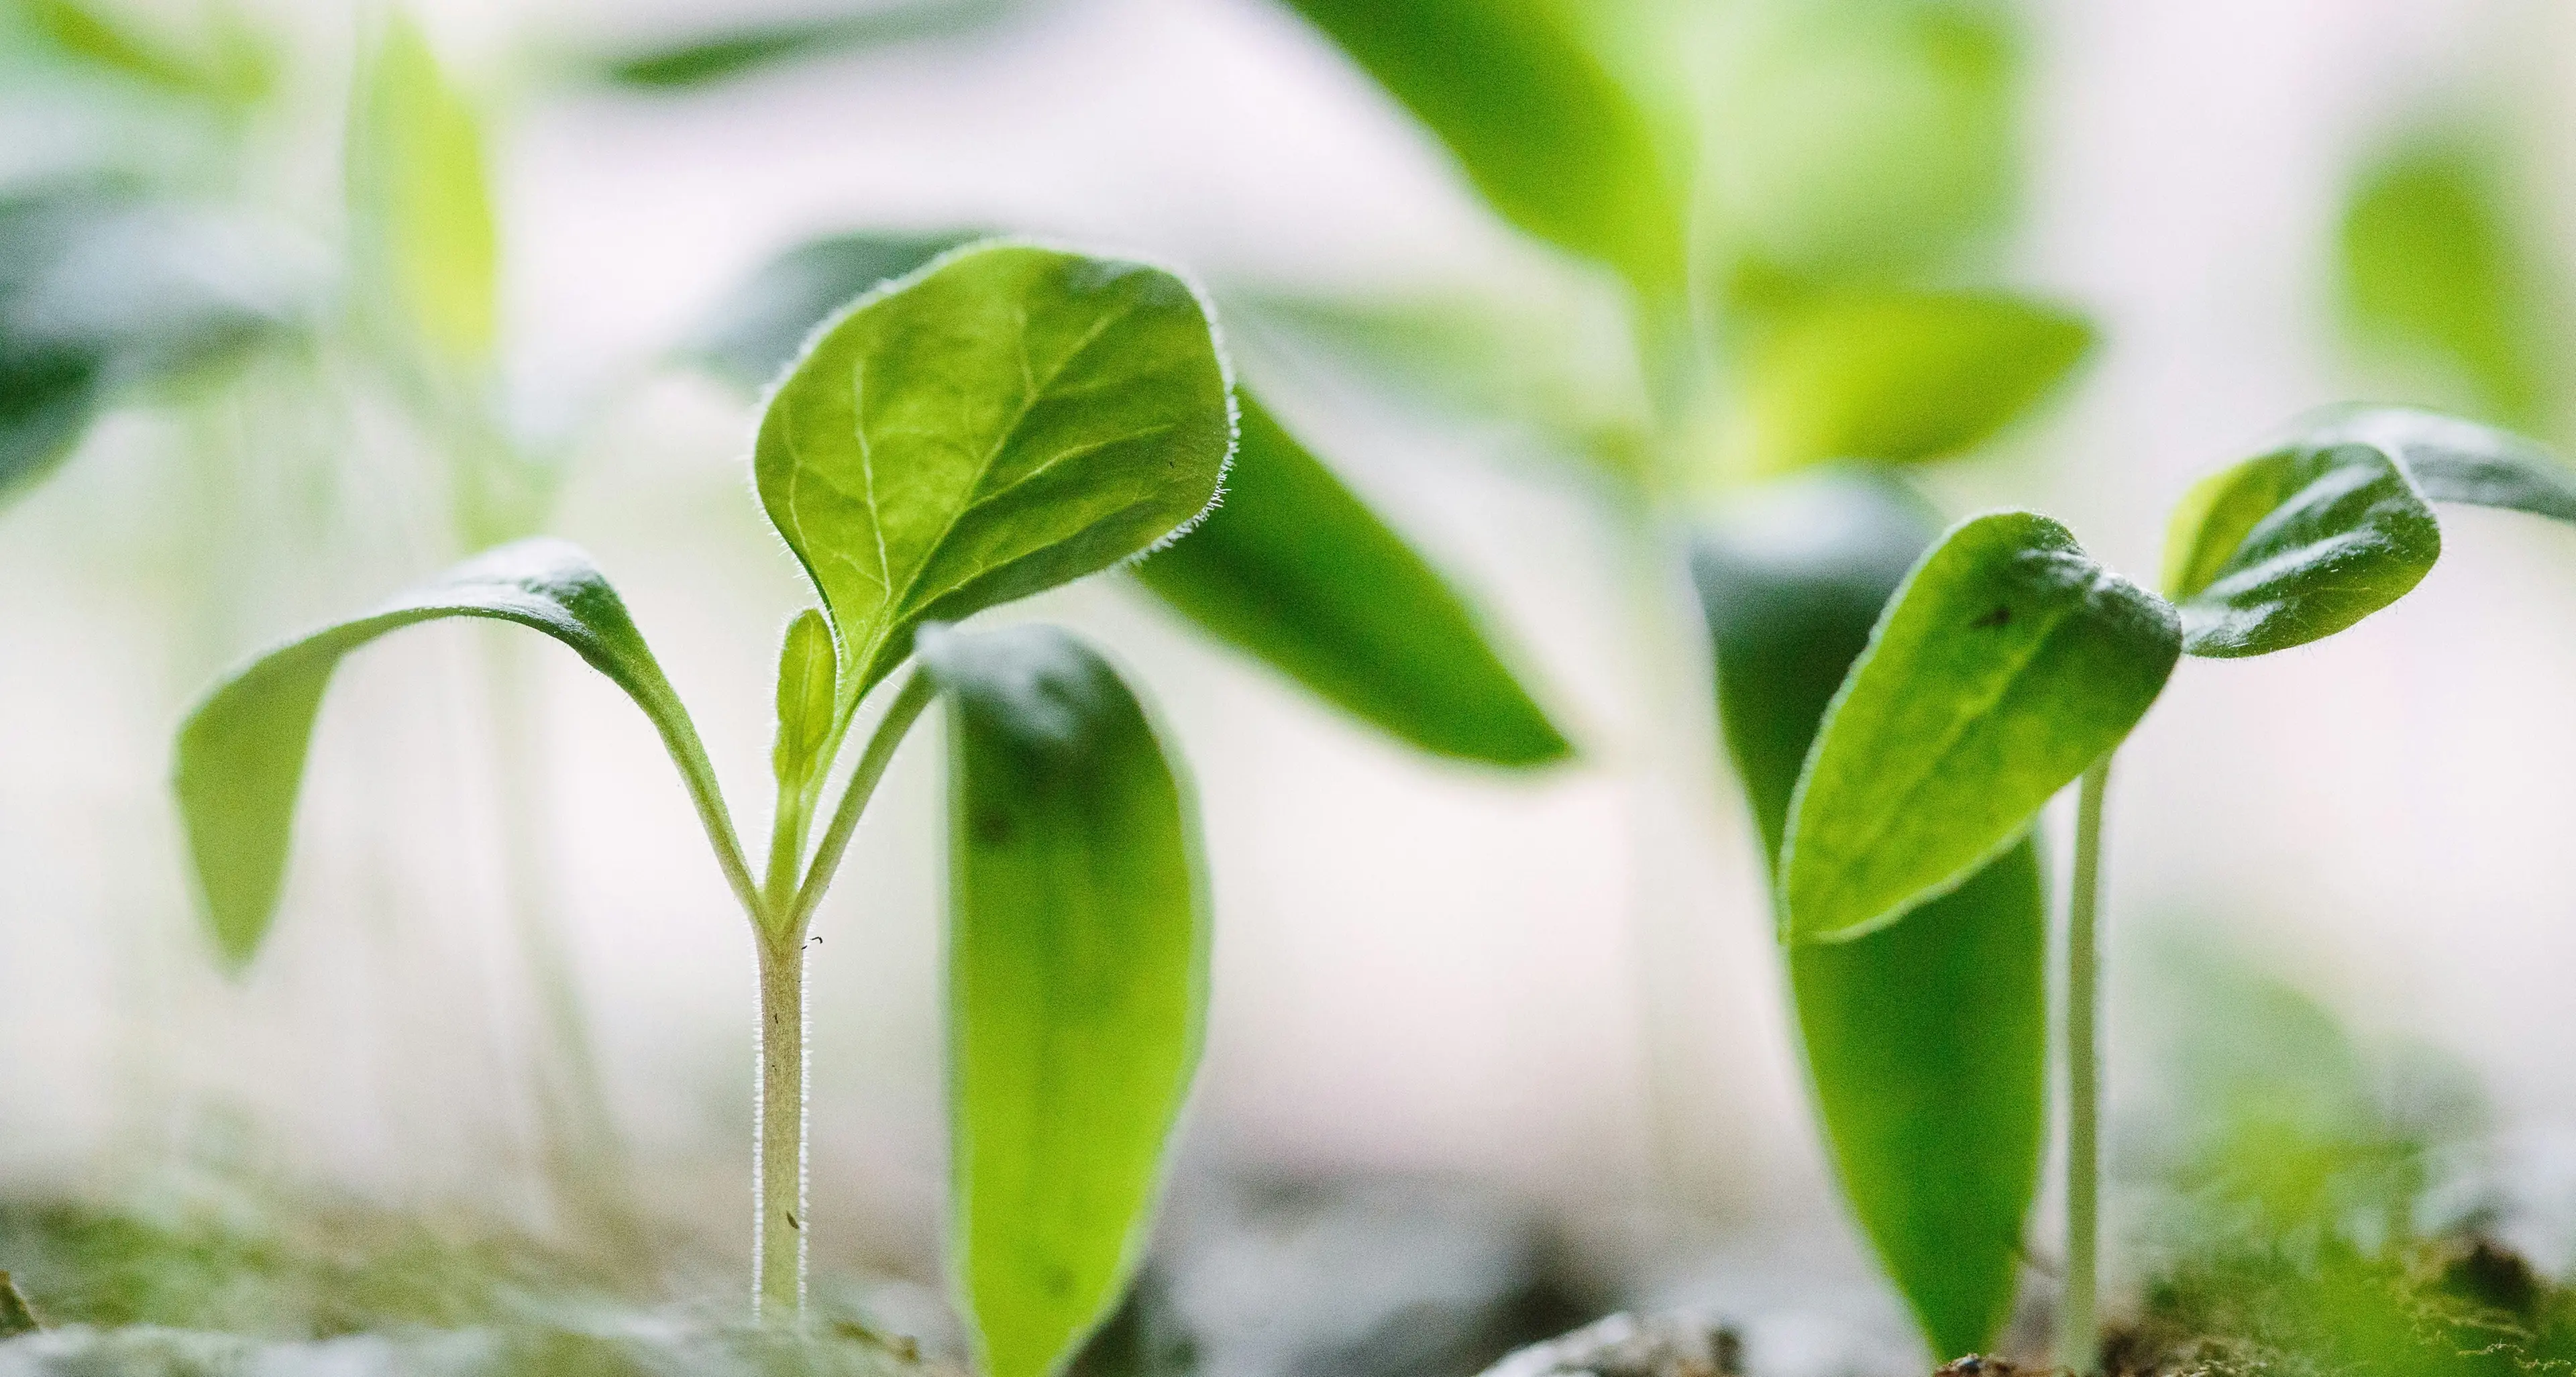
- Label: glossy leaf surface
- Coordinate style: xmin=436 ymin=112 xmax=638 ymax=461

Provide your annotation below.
xmin=1784 ymin=512 xmax=2178 ymax=943
xmin=1726 ymin=291 xmax=2092 ymax=477
xmin=0 ymin=185 xmax=294 ymax=501
xmin=1133 ymin=394 xmax=1569 ymax=767
xmin=2298 ymin=403 xmax=2576 ymax=526
xmin=174 ymin=539 xmax=746 ymax=967
xmin=350 ymin=13 xmax=496 ymax=362
xmin=690 ymin=229 xmax=985 ymax=384
xmin=922 ymin=624 xmax=1205 ymax=1377
xmin=1695 ymin=474 xmax=2044 ymax=1358
xmin=2339 ymin=129 xmax=2561 ymax=433
xmin=1275 ymin=0 xmax=1682 ymax=292
xmin=755 ymin=243 xmax=1232 ymax=702
xmin=2161 ymin=440 xmax=2441 ymax=658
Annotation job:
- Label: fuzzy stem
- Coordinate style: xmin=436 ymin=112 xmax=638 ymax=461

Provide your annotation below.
xmin=753 ymin=926 xmax=808 ymax=1324
xmin=2059 ymin=757 xmax=2112 ymax=1374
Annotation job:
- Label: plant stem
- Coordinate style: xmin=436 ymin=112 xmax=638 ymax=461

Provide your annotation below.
xmin=753 ymin=924 xmax=808 ymax=1324
xmin=2058 ymin=757 xmax=2112 ymax=1374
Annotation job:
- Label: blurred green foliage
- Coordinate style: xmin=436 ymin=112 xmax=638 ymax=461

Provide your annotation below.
xmin=598 ymin=0 xmax=1034 ymax=89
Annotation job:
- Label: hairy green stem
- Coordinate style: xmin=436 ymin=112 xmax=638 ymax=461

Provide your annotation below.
xmin=2059 ymin=757 xmax=2112 ymax=1374
xmin=753 ymin=926 xmax=808 ymax=1323
xmin=786 ymin=671 xmax=938 ymax=936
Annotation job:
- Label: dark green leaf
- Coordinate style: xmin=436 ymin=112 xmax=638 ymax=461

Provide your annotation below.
xmin=174 ymin=539 xmax=755 ymax=967
xmin=922 ymin=623 xmax=1205 ymax=1377
xmin=350 ymin=13 xmax=496 ymax=362
xmin=1784 ymin=511 xmax=2179 ymax=943
xmin=2161 ymin=439 xmax=2442 ymax=659
xmin=1133 ymin=394 xmax=1568 ymax=767
xmin=1274 ymin=0 xmax=1682 ymax=294
xmin=2296 ymin=403 xmax=2576 ymax=525
xmin=0 ymin=1272 xmax=39 ymax=1336
xmin=598 ymin=0 xmax=1029 ymax=89
xmin=755 ymin=243 xmax=1232 ymax=702
xmin=1695 ymin=473 xmax=2043 ymax=1358
xmin=1725 ymin=291 xmax=2093 ymax=477
xmin=690 ymin=229 xmax=985 ymax=385
xmin=2338 ymin=128 xmax=2562 ymax=433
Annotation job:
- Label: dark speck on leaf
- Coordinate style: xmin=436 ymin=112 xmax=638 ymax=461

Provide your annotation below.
xmin=1972 ymin=605 xmax=2012 ymax=629
xmin=974 ymin=810 xmax=1014 ymax=846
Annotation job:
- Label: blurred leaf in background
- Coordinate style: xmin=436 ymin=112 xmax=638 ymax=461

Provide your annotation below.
xmin=5 ymin=0 xmax=274 ymax=109
xmin=349 ymin=11 xmax=496 ymax=368
xmin=2338 ymin=123 xmax=2568 ymax=438
xmin=686 ymin=229 xmax=984 ymax=385
xmin=0 ymin=182 xmax=301 ymax=504
xmin=594 ymin=0 xmax=1038 ymax=89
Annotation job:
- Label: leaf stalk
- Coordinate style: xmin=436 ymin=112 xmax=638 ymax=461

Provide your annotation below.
xmin=2058 ymin=755 xmax=2112 ymax=1374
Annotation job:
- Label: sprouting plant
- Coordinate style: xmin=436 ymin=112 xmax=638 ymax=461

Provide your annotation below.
xmin=172 ymin=243 xmax=1237 ymax=1376
xmin=1776 ymin=404 xmax=2576 ymax=1371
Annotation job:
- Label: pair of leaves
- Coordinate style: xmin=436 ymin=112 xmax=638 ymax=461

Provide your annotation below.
xmin=176 ymin=244 xmax=1225 ymax=1377
xmin=1782 ymin=406 xmax=2575 ymax=946
xmin=0 ymin=183 xmax=297 ymax=503
xmin=1695 ymin=474 xmax=2045 ymax=1358
xmin=699 ymin=229 xmax=1570 ymax=767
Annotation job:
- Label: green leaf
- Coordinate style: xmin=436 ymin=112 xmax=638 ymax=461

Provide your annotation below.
xmin=1132 ymin=393 xmax=1569 ymax=767
xmin=350 ymin=12 xmax=497 ymax=362
xmin=2296 ymin=403 xmax=2576 ymax=526
xmin=1695 ymin=474 xmax=2044 ymax=1358
xmin=598 ymin=0 xmax=1026 ymax=88
xmin=1783 ymin=511 xmax=2179 ymax=943
xmin=2337 ymin=127 xmax=2562 ymax=434
xmin=922 ymin=623 xmax=1205 ymax=1377
xmin=689 ymin=229 xmax=985 ymax=385
xmin=174 ymin=539 xmax=756 ymax=968
xmin=1274 ymin=0 xmax=1682 ymax=294
xmin=2161 ymin=438 xmax=2442 ymax=659
xmin=0 ymin=184 xmax=297 ymax=503
xmin=755 ymin=242 xmax=1233 ymax=703
xmin=770 ymin=608 xmax=839 ymax=795
xmin=1723 ymin=291 xmax=2093 ymax=478
xmin=0 ymin=1272 xmax=40 ymax=1336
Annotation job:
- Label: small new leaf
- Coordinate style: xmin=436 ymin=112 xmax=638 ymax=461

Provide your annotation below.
xmin=1783 ymin=512 xmax=2179 ymax=944
xmin=1133 ymin=393 xmax=1570 ymax=767
xmin=174 ymin=539 xmax=753 ymax=967
xmin=2162 ymin=437 xmax=2442 ymax=658
xmin=921 ymin=624 xmax=1205 ymax=1377
xmin=756 ymin=243 xmax=1233 ymax=705
xmin=771 ymin=608 xmax=839 ymax=795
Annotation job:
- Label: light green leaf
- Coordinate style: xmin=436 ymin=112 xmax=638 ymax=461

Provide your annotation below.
xmin=1273 ymin=0 xmax=1683 ymax=294
xmin=2337 ymin=127 xmax=2562 ymax=434
xmin=1783 ymin=511 xmax=2179 ymax=944
xmin=2161 ymin=438 xmax=2442 ymax=659
xmin=0 ymin=184 xmax=298 ymax=503
xmin=922 ymin=622 xmax=1205 ymax=1377
xmin=174 ymin=539 xmax=756 ymax=967
xmin=1695 ymin=473 xmax=2044 ymax=1358
xmin=2296 ymin=403 xmax=2576 ymax=525
xmin=597 ymin=0 xmax=1026 ymax=88
xmin=1132 ymin=393 xmax=1570 ymax=767
xmin=12 ymin=0 xmax=274 ymax=105
xmin=350 ymin=12 xmax=497 ymax=362
xmin=689 ymin=229 xmax=985 ymax=385
xmin=1723 ymin=291 xmax=2094 ymax=478
xmin=755 ymin=243 xmax=1233 ymax=703
xmin=770 ymin=608 xmax=839 ymax=795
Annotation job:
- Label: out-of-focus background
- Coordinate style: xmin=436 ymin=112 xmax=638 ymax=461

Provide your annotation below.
xmin=8 ymin=0 xmax=2576 ymax=1368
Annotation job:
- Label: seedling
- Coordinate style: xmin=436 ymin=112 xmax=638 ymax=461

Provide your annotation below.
xmin=1778 ymin=404 xmax=2576 ymax=1370
xmin=172 ymin=243 xmax=1234 ymax=1376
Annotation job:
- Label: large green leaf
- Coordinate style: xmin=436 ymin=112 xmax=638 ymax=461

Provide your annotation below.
xmin=1695 ymin=474 xmax=2044 ymax=1358
xmin=690 ymin=229 xmax=984 ymax=385
xmin=350 ymin=12 xmax=496 ymax=363
xmin=922 ymin=623 xmax=1205 ymax=1377
xmin=2295 ymin=403 xmax=2576 ymax=526
xmin=1723 ymin=291 xmax=2093 ymax=478
xmin=1132 ymin=394 xmax=1569 ymax=767
xmin=1274 ymin=0 xmax=1682 ymax=294
xmin=2161 ymin=438 xmax=2443 ymax=659
xmin=2338 ymin=128 xmax=2561 ymax=434
xmin=174 ymin=539 xmax=756 ymax=967
xmin=755 ymin=243 xmax=1232 ymax=703
xmin=0 ymin=184 xmax=296 ymax=502
xmin=1783 ymin=511 xmax=2179 ymax=943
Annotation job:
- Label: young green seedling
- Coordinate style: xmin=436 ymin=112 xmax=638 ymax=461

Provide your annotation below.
xmin=173 ymin=243 xmax=1233 ymax=1376
xmin=1780 ymin=404 xmax=2576 ymax=1371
